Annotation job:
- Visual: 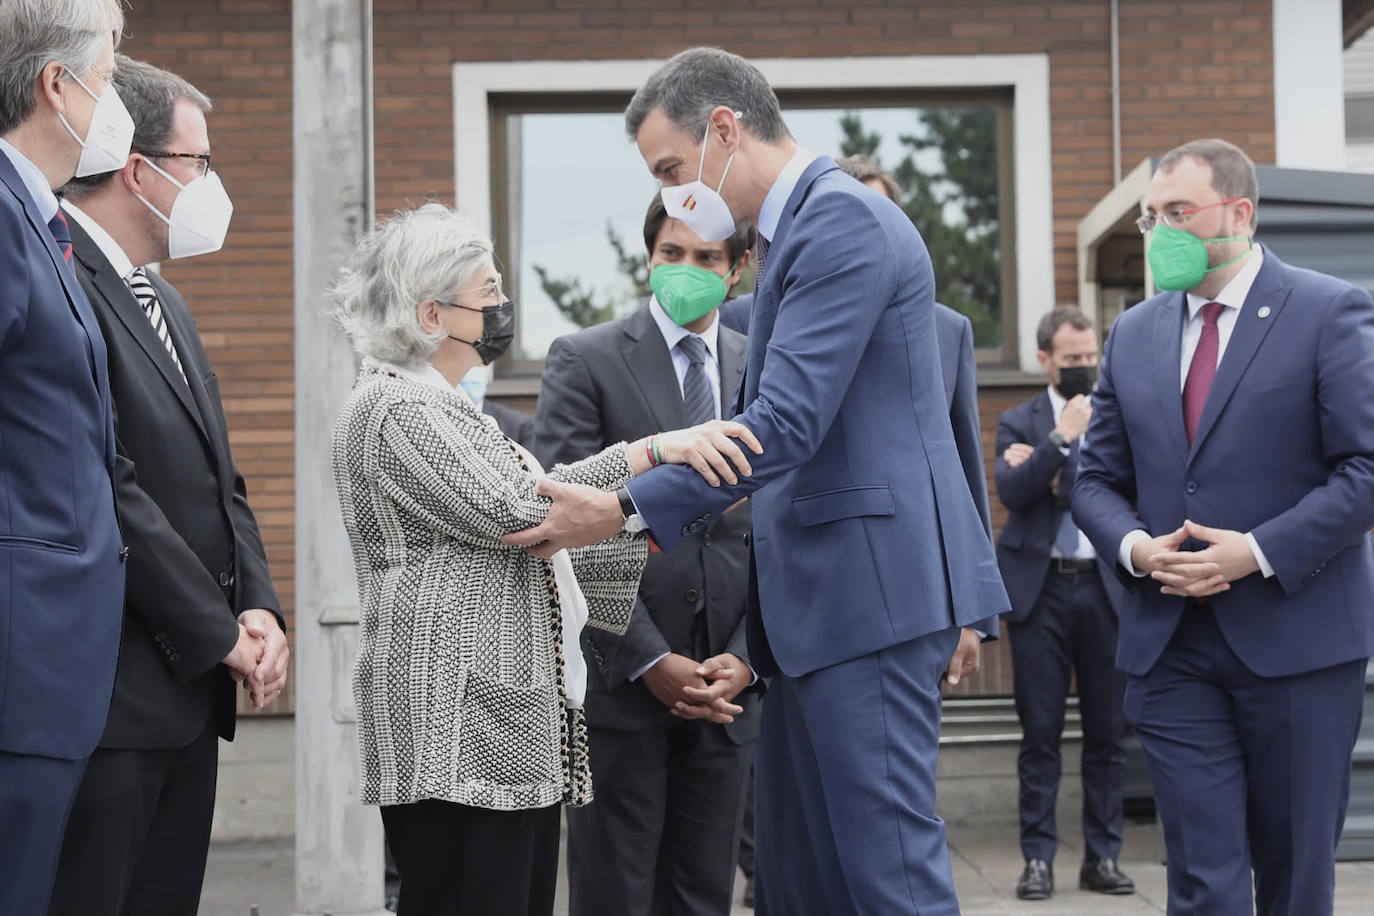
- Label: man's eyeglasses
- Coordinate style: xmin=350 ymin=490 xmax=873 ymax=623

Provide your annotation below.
xmin=141 ymin=150 xmax=212 ymax=179
xmin=1135 ymin=197 xmax=1243 ymax=234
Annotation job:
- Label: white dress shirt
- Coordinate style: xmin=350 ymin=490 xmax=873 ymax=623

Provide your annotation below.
xmin=0 ymin=137 xmax=60 ymax=223
xmin=363 ymin=356 xmax=595 ymax=709
xmin=1046 ymin=384 xmax=1096 ymax=560
xmin=1117 ymin=245 xmax=1274 ymax=579
xmin=755 ymin=146 xmax=817 ymax=244
xmin=648 ymin=294 xmax=722 ymax=418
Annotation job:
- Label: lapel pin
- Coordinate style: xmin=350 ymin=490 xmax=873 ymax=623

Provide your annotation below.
xmin=1256 ymin=306 xmax=1271 ymax=319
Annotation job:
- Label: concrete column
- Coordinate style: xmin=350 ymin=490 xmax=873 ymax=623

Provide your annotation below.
xmin=292 ymin=0 xmax=383 ymax=913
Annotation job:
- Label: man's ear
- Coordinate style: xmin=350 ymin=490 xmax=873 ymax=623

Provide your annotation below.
xmin=37 ymin=61 xmax=68 ymax=115
xmin=120 ymin=154 xmax=148 ymax=198
xmin=707 ymin=105 xmax=741 ymax=152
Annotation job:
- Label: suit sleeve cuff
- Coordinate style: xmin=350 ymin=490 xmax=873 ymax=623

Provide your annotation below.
xmin=1119 ymin=529 xmax=1150 ymax=577
xmin=627 ymin=651 xmax=669 ymax=683
xmin=1245 ymin=532 xmax=1276 ymax=578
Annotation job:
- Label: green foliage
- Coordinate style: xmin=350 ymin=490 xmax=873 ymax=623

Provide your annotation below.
xmin=533 ymin=221 xmax=647 ymax=330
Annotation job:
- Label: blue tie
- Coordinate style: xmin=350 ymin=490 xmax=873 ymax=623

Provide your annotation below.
xmin=1054 ymin=443 xmax=1080 ymax=556
xmin=48 ymin=210 xmax=73 ymax=262
xmin=677 ymin=335 xmax=716 ymax=427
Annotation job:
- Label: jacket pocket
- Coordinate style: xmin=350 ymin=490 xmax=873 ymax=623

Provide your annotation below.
xmin=791 ymin=485 xmax=895 ymax=528
xmin=0 ymin=534 xmax=79 ymax=554
xmin=456 ymin=670 xmax=559 ymax=787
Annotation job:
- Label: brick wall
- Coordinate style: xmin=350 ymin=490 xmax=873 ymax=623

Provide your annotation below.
xmin=117 ymin=0 xmax=1278 ymax=704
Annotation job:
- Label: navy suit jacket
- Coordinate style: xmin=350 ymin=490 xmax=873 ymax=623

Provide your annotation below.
xmin=721 ymin=292 xmax=998 ymax=637
xmin=1073 ymin=248 xmax=1374 ymax=677
xmin=626 ymin=157 xmax=1009 ymax=677
xmin=0 ymin=155 xmax=124 ymax=760
xmin=994 ymin=391 xmax=1124 ymax=623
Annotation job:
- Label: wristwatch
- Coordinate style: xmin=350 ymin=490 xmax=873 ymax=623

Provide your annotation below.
xmin=1048 ymin=429 xmax=1069 ymax=450
xmin=616 ymin=486 xmax=648 ymax=533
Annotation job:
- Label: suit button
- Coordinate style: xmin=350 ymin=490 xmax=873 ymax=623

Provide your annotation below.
xmin=685 ymin=588 xmax=700 ymax=603
xmin=743 ymin=533 xmax=751 ymax=545
xmin=118 ymin=546 xmax=130 ymax=562
xmin=681 ymin=526 xmax=692 ymax=537
xmin=219 ymin=572 xmax=232 ymax=587
xmin=169 ymin=652 xmax=181 ymax=663
xmin=702 ymin=532 xmax=712 ymax=547
xmin=1185 ymin=482 xmax=1198 ymax=494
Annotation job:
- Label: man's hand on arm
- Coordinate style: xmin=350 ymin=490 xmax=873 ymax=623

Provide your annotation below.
xmin=239 ymin=608 xmax=289 ymax=709
xmin=944 ymin=627 xmax=982 ymax=686
xmin=501 ymin=479 xmax=623 ymax=559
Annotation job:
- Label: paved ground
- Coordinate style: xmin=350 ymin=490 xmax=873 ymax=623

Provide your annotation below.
xmin=202 ymin=818 xmax=1374 ymax=915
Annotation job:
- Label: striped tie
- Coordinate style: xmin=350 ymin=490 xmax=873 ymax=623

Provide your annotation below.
xmin=127 ymin=267 xmax=187 ymax=383
xmin=677 ymin=335 xmax=716 ymax=426
xmin=48 ymin=210 xmax=73 ymax=262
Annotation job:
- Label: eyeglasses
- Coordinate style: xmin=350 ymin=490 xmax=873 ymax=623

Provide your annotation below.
xmin=141 ymin=150 xmax=212 ymax=179
xmin=456 ymin=274 xmax=504 ymax=303
xmin=1135 ymin=197 xmax=1243 ymax=234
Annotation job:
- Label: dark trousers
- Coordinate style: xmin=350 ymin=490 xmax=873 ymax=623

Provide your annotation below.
xmin=567 ymin=717 xmax=753 ymax=916
xmin=381 ymin=799 xmax=560 ymax=916
xmin=1009 ymin=567 xmax=1126 ymax=864
xmin=1125 ymin=605 xmax=1366 ymax=916
xmin=754 ymin=627 xmax=961 ymax=916
xmin=0 ymin=751 xmax=87 ymax=916
xmin=738 ymin=765 xmax=755 ymax=880
xmin=48 ymin=719 xmax=219 ymax=916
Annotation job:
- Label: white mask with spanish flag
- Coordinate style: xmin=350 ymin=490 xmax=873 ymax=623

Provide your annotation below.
xmin=659 ymin=113 xmax=739 ymax=243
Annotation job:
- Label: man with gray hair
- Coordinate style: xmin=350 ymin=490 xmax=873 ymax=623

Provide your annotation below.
xmin=0 ymin=1 xmax=130 ymax=912
xmin=44 ymin=54 xmax=288 ymax=915
xmin=506 ymin=47 xmax=1011 ymax=915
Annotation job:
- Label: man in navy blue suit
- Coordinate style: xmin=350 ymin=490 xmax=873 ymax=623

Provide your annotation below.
xmin=507 ymin=47 xmax=1010 ymax=916
xmin=1074 ymin=138 xmax=1374 ymax=916
xmin=994 ymin=306 xmax=1132 ymax=901
xmin=0 ymin=2 xmax=129 ymax=912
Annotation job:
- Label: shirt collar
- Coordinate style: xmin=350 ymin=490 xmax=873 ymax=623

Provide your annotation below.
xmin=649 ymin=295 xmax=719 ymax=360
xmin=1185 ymin=244 xmax=1264 ymax=318
xmin=0 ymin=136 xmax=59 ymax=223
xmin=61 ymin=199 xmax=135 ymax=279
xmin=363 ymin=356 xmax=468 ymax=400
xmin=1046 ymin=382 xmax=1066 ymax=419
xmin=756 ymin=146 xmax=817 ymax=243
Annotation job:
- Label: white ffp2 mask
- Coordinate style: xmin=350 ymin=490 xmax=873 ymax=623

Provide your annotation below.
xmin=135 ymin=158 xmax=234 ymax=259
xmin=58 ymin=71 xmax=135 ymax=178
xmin=659 ymin=113 xmax=740 ymax=243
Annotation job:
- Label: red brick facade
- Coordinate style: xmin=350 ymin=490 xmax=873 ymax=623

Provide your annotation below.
xmin=117 ymin=0 xmax=1277 ymax=704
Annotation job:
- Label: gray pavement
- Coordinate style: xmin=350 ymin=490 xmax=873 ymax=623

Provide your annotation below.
xmin=201 ymin=818 xmax=1374 ymax=915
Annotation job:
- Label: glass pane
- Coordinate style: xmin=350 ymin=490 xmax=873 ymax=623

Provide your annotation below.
xmin=503 ymin=104 xmax=1002 ymax=360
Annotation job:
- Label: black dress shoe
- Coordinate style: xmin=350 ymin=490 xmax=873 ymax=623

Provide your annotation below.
xmin=742 ymin=875 xmax=755 ymax=907
xmin=1016 ymin=858 xmax=1053 ymax=900
xmin=1079 ymin=858 xmax=1135 ymax=894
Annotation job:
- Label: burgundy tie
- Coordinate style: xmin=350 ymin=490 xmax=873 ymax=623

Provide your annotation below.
xmin=1183 ymin=302 xmax=1224 ymax=444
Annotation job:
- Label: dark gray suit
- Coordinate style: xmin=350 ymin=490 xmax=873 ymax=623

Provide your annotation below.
xmin=50 ymin=214 xmax=282 ymax=915
xmin=535 ymin=304 xmax=758 ymax=916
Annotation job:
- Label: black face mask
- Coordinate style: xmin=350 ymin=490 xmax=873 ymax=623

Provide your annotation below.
xmin=441 ymin=300 xmax=515 ymax=365
xmin=1055 ymin=365 xmax=1098 ymax=399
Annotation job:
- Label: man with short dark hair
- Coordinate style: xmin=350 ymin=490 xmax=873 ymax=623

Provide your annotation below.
xmin=1074 ymin=138 xmax=1374 ymax=915
xmin=507 ymin=47 xmax=1010 ymax=916
xmin=0 ymin=2 xmax=129 ymax=911
xmin=46 ymin=55 xmax=287 ymax=916
xmin=995 ymin=305 xmax=1132 ymax=902
xmin=534 ymin=194 xmax=759 ymax=916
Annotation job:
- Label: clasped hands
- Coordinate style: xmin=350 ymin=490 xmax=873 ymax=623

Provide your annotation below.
xmin=642 ymin=652 xmax=752 ymax=724
xmin=221 ymin=608 xmax=290 ymax=708
xmin=1132 ymin=520 xmax=1260 ymax=598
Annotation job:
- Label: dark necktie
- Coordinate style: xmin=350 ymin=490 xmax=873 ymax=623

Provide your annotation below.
xmin=48 ymin=210 xmax=73 ymax=262
xmin=677 ymin=335 xmax=716 ymax=426
xmin=1053 ymin=442 xmax=1080 ymax=556
xmin=753 ymin=235 xmax=770 ymax=293
xmin=128 ymin=267 xmax=188 ymax=383
xmin=1183 ymin=302 xmax=1224 ymax=444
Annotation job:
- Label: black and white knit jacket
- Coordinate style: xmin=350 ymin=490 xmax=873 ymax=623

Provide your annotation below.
xmin=332 ymin=366 xmax=647 ymax=810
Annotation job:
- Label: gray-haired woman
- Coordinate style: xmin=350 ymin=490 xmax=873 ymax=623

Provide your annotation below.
xmin=328 ymin=203 xmax=760 ymax=916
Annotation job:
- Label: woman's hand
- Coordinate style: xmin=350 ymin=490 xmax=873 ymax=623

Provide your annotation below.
xmin=655 ymin=420 xmax=763 ymax=487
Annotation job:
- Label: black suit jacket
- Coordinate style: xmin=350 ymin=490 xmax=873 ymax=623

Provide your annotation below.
xmin=534 ymin=305 xmax=759 ymax=743
xmin=993 ymin=390 xmax=1123 ymax=623
xmin=68 ymin=215 xmax=281 ymax=748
